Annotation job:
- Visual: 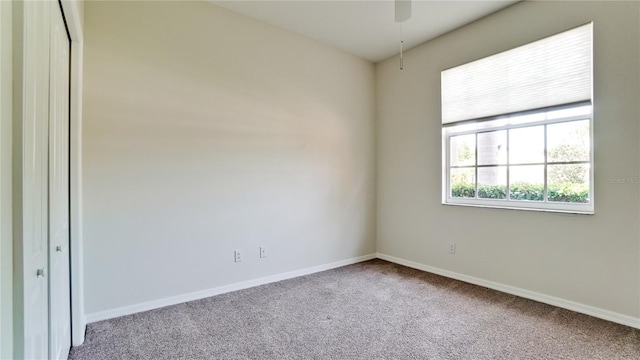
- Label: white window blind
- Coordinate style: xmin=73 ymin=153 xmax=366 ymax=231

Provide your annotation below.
xmin=441 ymin=23 xmax=592 ymax=124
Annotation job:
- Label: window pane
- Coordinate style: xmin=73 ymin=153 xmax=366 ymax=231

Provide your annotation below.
xmin=450 ymin=134 xmax=475 ymax=167
xmin=451 ymin=168 xmax=475 ymax=198
xmin=547 ymin=120 xmax=590 ymax=162
xmin=508 ymin=112 xmax=545 ymax=126
xmin=547 ymin=105 xmax=591 ymax=120
xmin=478 ymin=166 xmax=506 ymax=199
xmin=478 ymin=131 xmax=507 ymax=165
xmin=548 ymin=164 xmax=590 ymax=203
xmin=509 ymin=165 xmax=544 ymax=201
xmin=509 ymin=126 xmax=544 ymax=164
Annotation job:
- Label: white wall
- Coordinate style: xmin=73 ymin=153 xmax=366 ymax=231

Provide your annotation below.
xmin=377 ymin=1 xmax=640 ymax=320
xmin=0 ymin=0 xmax=13 ymax=357
xmin=83 ymin=1 xmax=376 ymax=316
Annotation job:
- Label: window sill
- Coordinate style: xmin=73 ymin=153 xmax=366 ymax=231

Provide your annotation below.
xmin=442 ymin=200 xmax=594 ymax=215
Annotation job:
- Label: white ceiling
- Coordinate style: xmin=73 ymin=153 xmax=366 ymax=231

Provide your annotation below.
xmin=211 ymin=0 xmax=520 ymax=63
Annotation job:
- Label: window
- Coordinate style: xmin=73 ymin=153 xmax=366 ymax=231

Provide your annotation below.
xmin=442 ymin=24 xmax=593 ymax=214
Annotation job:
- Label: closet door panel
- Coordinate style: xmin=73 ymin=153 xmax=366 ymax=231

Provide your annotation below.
xmin=21 ymin=1 xmax=51 ymax=358
xmin=48 ymin=2 xmax=71 ymax=359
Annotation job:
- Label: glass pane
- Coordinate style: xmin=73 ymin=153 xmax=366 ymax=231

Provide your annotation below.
xmin=508 ymin=112 xmax=545 ymax=126
xmin=478 ymin=131 xmax=507 ymax=165
xmin=548 ymin=164 xmax=590 ymax=203
xmin=450 ymin=168 xmax=475 ymax=198
xmin=546 ymin=105 xmax=591 ymax=120
xmin=478 ymin=166 xmax=507 ymax=199
xmin=450 ymin=134 xmax=475 ymax=167
xmin=547 ymin=120 xmax=590 ymax=162
xmin=509 ymin=126 xmax=544 ymax=164
xmin=509 ymin=165 xmax=544 ymax=201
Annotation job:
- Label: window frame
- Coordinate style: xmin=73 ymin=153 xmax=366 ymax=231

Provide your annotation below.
xmin=442 ymin=103 xmax=594 ymax=214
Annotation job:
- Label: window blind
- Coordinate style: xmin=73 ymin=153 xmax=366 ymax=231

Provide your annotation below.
xmin=441 ymin=23 xmax=592 ymax=124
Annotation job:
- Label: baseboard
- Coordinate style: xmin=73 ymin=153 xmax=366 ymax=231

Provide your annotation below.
xmin=71 ymin=316 xmax=86 ymax=346
xmin=86 ymin=252 xmax=640 ymax=330
xmin=376 ymin=253 xmax=640 ymax=329
xmin=85 ymin=253 xmax=377 ymax=323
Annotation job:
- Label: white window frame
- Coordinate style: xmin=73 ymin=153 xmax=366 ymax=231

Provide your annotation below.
xmin=442 ymin=103 xmax=594 ymax=214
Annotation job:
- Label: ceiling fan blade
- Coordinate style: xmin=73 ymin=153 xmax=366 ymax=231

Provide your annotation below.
xmin=395 ymin=0 xmax=412 ymax=23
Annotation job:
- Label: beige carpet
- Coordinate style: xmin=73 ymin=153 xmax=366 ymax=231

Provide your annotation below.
xmin=69 ymin=260 xmax=640 ymax=359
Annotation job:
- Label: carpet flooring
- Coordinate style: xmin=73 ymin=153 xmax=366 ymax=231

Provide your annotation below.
xmin=69 ymin=260 xmax=640 ymax=359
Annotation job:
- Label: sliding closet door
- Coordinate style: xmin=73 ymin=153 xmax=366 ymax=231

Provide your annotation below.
xmin=48 ymin=1 xmax=71 ymax=359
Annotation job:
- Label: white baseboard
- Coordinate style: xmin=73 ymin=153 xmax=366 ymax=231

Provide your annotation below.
xmin=71 ymin=315 xmax=86 ymax=346
xmin=86 ymin=252 xmax=640 ymax=330
xmin=85 ymin=253 xmax=377 ymax=323
xmin=376 ymin=252 xmax=640 ymax=330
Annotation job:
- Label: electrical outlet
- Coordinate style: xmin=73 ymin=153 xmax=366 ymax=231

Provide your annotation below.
xmin=449 ymin=243 xmax=456 ymax=255
xmin=234 ymin=250 xmax=243 ymax=263
xmin=260 ymin=246 xmax=267 ymax=258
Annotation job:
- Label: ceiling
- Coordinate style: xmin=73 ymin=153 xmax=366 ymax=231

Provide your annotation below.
xmin=211 ymin=0 xmax=520 ymax=63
